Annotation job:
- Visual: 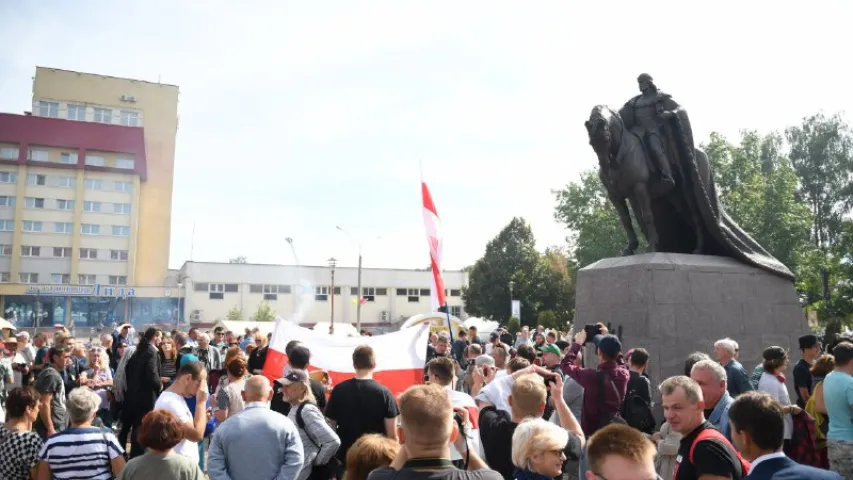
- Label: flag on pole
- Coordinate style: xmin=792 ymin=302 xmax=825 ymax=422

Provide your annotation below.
xmin=263 ymin=319 xmax=431 ymax=395
xmin=422 ymin=181 xmax=447 ymax=312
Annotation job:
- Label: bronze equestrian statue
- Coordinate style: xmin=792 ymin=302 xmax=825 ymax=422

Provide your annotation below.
xmin=585 ymin=74 xmax=794 ymax=280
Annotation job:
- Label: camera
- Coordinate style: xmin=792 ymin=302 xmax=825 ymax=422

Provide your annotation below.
xmin=453 ymin=410 xmax=467 ymax=436
xmin=583 ymin=324 xmax=603 ymax=343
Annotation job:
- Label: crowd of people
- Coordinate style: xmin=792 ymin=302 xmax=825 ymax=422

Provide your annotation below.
xmin=0 ymin=321 xmax=850 ymax=480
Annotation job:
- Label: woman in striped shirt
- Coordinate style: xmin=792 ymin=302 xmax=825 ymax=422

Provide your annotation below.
xmin=36 ymin=388 xmax=126 ymax=480
xmin=158 ymin=338 xmax=178 ymax=386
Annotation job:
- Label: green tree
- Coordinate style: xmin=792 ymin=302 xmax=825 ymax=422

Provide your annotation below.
xmin=536 ymin=247 xmax=575 ymax=326
xmin=226 ymin=306 xmax=243 ymax=321
xmin=507 ymin=316 xmax=521 ymax=336
xmin=536 ymin=310 xmax=563 ymax=331
xmin=252 ymin=302 xmax=276 ymax=322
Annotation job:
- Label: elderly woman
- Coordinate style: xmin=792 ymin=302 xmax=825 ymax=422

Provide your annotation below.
xmin=0 ymin=387 xmax=43 ymax=480
xmin=283 ymin=369 xmax=341 ymax=480
xmin=36 ymin=388 xmax=126 ymax=479
xmin=247 ymin=333 xmax=268 ymax=375
xmin=757 ymin=346 xmax=800 ymax=449
xmin=117 ymin=409 xmax=205 ymax=479
xmin=80 ymin=346 xmax=113 ymax=427
xmin=511 ymin=418 xmax=569 ymax=480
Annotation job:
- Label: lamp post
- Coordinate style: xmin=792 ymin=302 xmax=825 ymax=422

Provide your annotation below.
xmin=328 ymin=257 xmax=337 ymax=334
xmin=285 ymin=237 xmax=299 ymax=321
xmin=508 ymin=280 xmax=515 ymax=320
xmin=336 ymin=226 xmax=363 ymax=332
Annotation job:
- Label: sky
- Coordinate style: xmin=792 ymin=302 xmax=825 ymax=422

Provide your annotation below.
xmin=1 ymin=1 xmax=852 ymax=271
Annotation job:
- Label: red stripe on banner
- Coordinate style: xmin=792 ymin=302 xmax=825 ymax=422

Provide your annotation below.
xmin=263 ymin=348 xmax=424 ymax=396
xmin=431 ymin=256 xmax=447 ymax=306
xmin=464 ymin=405 xmax=479 ymax=429
xmin=422 ymin=182 xmax=438 ymax=216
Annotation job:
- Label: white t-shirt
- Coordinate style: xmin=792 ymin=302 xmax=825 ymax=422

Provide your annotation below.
xmin=154 ymin=391 xmax=199 ymax=462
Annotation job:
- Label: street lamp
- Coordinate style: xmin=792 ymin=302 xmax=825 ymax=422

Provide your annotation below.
xmin=336 ymin=226 xmax=364 ymax=332
xmin=285 ymin=237 xmax=299 ymax=321
xmin=508 ymin=280 xmax=515 ymax=319
xmin=328 ymin=257 xmax=337 ymax=334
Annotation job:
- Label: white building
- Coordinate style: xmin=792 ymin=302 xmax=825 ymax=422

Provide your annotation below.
xmin=177 ymin=261 xmax=469 ymax=329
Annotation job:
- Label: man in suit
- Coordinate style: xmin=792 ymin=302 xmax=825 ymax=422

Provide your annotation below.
xmin=729 ymin=391 xmax=841 ymax=479
xmin=123 ymin=327 xmax=163 ymax=458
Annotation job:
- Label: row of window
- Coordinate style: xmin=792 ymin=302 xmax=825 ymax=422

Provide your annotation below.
xmin=191 ymin=282 xmax=462 ymax=303
xmin=0 ymin=171 xmax=133 ymax=192
xmin=0 ymin=148 xmax=135 ymax=170
xmin=0 ymin=219 xmax=130 ymax=236
xmin=1 ymin=196 xmax=131 ymax=215
xmin=10 ymin=272 xmax=127 ymax=285
xmin=38 ymin=101 xmax=141 ymax=127
xmin=2 ymin=245 xmax=128 ymax=261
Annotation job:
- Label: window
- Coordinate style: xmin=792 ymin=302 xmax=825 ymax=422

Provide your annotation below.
xmin=0 ymin=245 xmax=11 ymax=256
xmin=113 ymin=203 xmax=131 ymax=215
xmin=21 ymin=246 xmax=40 ymax=257
xmin=0 ymin=273 xmax=9 ymax=283
xmin=0 ymin=172 xmax=17 ymax=184
xmin=53 ymin=247 xmax=72 ymax=258
xmin=0 ymin=220 xmax=14 ymax=231
xmin=19 ymin=273 xmax=38 ymax=283
xmin=109 ymin=275 xmax=128 ymax=285
xmin=81 ymin=224 xmax=100 ymax=235
xmin=85 ymin=156 xmax=105 ymax=167
xmin=57 ymin=176 xmax=76 ymax=188
xmin=67 ymin=104 xmax=86 ymax=121
xmin=115 ymin=158 xmax=135 ymax=169
xmin=110 ymin=250 xmax=128 ymax=261
xmin=28 ymin=150 xmax=48 ymax=162
xmin=56 ymin=199 xmax=74 ymax=211
xmin=79 ymin=248 xmax=97 ymax=259
xmin=83 ymin=201 xmax=101 ymax=213
xmin=59 ymin=153 xmax=77 ymax=165
xmin=401 ymin=288 xmax=420 ymax=303
xmin=451 ymin=306 xmax=462 ymax=317
xmin=26 ymin=174 xmax=46 ymax=186
xmin=362 ymin=287 xmax=377 ymax=302
xmin=209 ymin=284 xmax=225 ymax=293
xmin=315 ymin=286 xmax=329 ymax=301
xmin=78 ymin=274 xmax=96 ymax=285
xmin=0 ymin=148 xmax=18 ymax=160
xmin=111 ymin=225 xmax=130 ymax=236
xmin=84 ymin=179 xmax=103 ymax=190
xmin=114 ymin=181 xmax=132 ymax=192
xmin=0 ymin=196 xmax=15 ymax=207
xmin=420 ymin=289 xmax=431 ymax=296
xmin=51 ymin=274 xmax=71 ymax=284
xmin=193 ymin=283 xmax=209 ymax=292
xmin=22 ymin=221 xmax=42 ymax=233
xmin=93 ymin=108 xmax=112 ymax=124
xmin=119 ymin=111 xmax=140 ymax=127
xmin=24 ymin=197 xmax=45 ymax=209
xmin=39 ymin=101 xmax=59 ymax=118
xmin=54 ymin=222 xmax=73 ymax=234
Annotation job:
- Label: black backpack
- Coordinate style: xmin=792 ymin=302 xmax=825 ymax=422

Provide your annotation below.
xmin=621 ymin=386 xmax=656 ymax=434
xmin=596 ymin=371 xmax=627 ymax=431
xmin=295 ymin=401 xmax=342 ymax=480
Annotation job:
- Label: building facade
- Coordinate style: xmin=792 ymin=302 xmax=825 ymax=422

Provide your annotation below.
xmin=0 ymin=67 xmax=180 ymax=329
xmin=178 ymin=261 xmax=469 ymax=329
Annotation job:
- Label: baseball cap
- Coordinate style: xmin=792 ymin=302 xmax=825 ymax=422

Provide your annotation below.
xmin=281 ymin=369 xmax=309 ymax=385
xmin=179 ymin=353 xmax=199 ymax=368
xmin=597 ymin=335 xmax=622 ymax=359
xmin=538 ymin=344 xmax=562 ymax=356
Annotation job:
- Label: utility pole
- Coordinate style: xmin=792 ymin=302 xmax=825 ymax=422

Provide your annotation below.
xmin=356 ymin=251 xmax=363 ymax=332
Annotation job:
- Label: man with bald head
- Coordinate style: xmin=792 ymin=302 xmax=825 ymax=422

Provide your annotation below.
xmin=208 ymin=376 xmax=304 ymax=480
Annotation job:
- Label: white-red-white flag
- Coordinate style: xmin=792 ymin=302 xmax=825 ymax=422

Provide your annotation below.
xmin=422 ymin=181 xmax=447 ymax=312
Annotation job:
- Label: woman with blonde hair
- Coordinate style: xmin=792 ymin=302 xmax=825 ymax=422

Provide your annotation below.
xmin=343 ymin=434 xmax=399 ymax=480
xmin=282 ymin=369 xmax=341 ymax=480
xmin=80 ymin=346 xmax=114 ymax=427
xmin=511 ymin=418 xmax=569 ymax=480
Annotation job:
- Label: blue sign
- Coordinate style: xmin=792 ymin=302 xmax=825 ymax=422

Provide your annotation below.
xmin=25 ymin=284 xmax=136 ymax=298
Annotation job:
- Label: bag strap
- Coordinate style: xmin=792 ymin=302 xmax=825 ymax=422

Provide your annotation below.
xmin=689 ymin=428 xmax=750 ymax=474
xmin=297 ymin=401 xmax=321 ymax=449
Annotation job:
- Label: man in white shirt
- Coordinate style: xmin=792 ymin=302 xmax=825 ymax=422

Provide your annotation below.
xmin=153 ymin=360 xmax=209 ymax=463
xmin=426 ymin=356 xmax=483 ymax=462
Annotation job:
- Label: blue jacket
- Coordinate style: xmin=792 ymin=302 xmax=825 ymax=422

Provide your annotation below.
xmin=707 ymin=391 xmax=734 ymax=442
xmin=746 ymin=455 xmax=841 ymax=480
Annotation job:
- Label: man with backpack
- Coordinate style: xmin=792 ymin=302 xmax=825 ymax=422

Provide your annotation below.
xmin=623 ymin=348 xmax=656 ymax=434
xmin=661 ymin=375 xmax=748 ymax=480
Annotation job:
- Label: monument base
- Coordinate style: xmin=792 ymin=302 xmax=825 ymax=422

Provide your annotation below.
xmin=575 ymin=253 xmax=807 ymax=388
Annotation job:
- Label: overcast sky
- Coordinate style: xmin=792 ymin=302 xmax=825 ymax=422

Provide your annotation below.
xmin=1 ymin=1 xmax=851 ymax=271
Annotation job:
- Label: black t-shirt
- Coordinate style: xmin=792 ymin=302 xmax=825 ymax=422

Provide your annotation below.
xmin=674 ymin=421 xmax=743 ymax=480
xmin=479 ymin=406 xmax=581 ymax=480
xmin=368 ymin=466 xmax=502 ymax=480
xmin=325 ymin=378 xmax=399 ymax=464
xmin=793 ymin=358 xmax=813 ymax=408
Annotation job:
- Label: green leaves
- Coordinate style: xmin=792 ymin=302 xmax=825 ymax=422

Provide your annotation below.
xmin=226 ymin=306 xmax=243 ymax=321
xmin=252 ymin=302 xmax=276 ymax=322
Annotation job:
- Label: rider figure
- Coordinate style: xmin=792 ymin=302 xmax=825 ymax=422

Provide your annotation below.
xmin=620 ymin=73 xmax=680 ymax=194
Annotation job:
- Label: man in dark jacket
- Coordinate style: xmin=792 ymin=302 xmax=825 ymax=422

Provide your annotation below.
xmin=123 ymin=327 xmax=163 ymax=458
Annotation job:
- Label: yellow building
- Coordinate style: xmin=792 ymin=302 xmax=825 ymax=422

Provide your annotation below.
xmin=0 ymin=67 xmax=180 ymax=329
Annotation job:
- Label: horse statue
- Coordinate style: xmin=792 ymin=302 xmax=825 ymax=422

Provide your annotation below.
xmin=585 ymin=105 xmax=711 ymax=256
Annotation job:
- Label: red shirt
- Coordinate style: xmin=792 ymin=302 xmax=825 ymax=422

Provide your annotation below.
xmin=560 ymin=342 xmax=629 ymax=435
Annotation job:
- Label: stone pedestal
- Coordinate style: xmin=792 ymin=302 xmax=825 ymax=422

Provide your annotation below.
xmin=575 ymin=253 xmax=807 ymax=391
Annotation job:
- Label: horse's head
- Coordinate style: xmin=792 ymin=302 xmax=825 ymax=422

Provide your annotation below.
xmin=585 ymin=105 xmax=622 ymax=168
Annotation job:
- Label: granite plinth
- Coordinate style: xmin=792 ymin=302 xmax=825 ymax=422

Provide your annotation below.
xmin=575 ymin=253 xmax=807 ymax=391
